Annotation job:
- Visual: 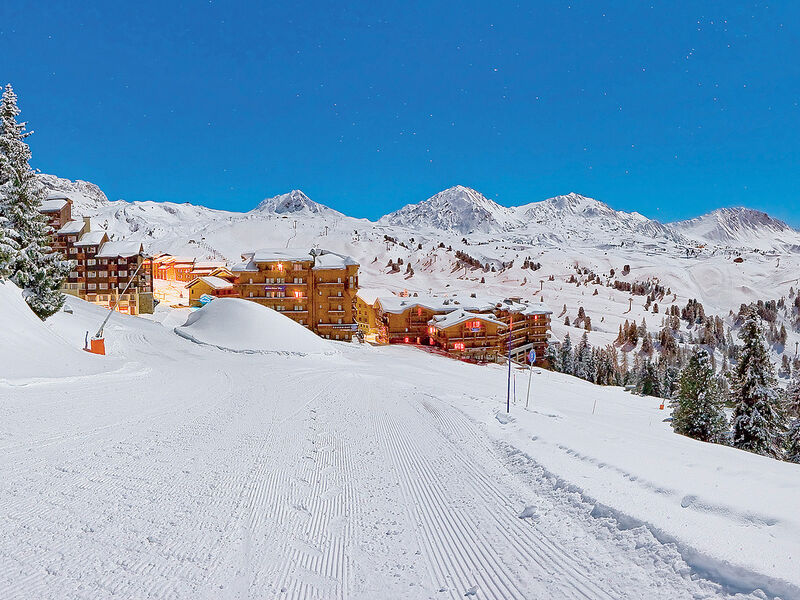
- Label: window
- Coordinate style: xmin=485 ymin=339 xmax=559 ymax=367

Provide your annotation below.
xmin=292 ymin=263 xmax=303 ymax=271
xmin=88 ymin=271 xmax=96 ymax=278
xmin=337 ymin=277 xmax=341 ymax=283
xmin=99 ymin=283 xmax=108 ymax=290
xmin=87 ymin=283 xmax=96 ymax=290
xmin=337 ymin=291 xmax=342 ymax=297
xmin=99 ymin=271 xmax=108 ymax=277
xmin=277 ymin=278 xmax=284 ymax=284
xmin=118 ymin=270 xmax=127 ymax=277
xmin=69 ymin=271 xmax=79 ymax=278
xmin=249 ymin=278 xmax=253 ymax=284
xmin=338 ymin=318 xmax=342 ymax=324
xmin=249 ymin=292 xmax=253 ymax=298
xmin=337 ymin=305 xmax=342 ymax=311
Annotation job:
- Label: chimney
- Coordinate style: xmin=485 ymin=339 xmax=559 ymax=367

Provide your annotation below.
xmin=83 ymin=216 xmax=91 ymax=232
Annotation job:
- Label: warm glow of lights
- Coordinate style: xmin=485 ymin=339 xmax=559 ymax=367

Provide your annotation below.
xmin=276 ymin=263 xmax=284 ymax=271
xmin=404 ymin=336 xmax=410 ymax=343
xmin=294 ymin=290 xmax=302 ymax=298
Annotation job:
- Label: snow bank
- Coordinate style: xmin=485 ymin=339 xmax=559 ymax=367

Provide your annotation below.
xmin=174 ymin=298 xmax=335 ymax=355
xmin=0 ymin=281 xmax=107 ymax=381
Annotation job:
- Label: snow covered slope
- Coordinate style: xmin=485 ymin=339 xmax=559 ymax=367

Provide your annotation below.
xmin=0 ymin=281 xmax=112 ymax=381
xmin=2 ymin=296 xmax=797 ymax=598
xmin=381 ymin=185 xmax=520 ymax=234
xmin=252 ymin=189 xmax=343 ymax=217
xmin=671 ymin=207 xmax=800 ymax=252
xmin=174 ymin=298 xmax=335 ymax=354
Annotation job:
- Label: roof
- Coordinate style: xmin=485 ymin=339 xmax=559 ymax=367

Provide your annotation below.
xmin=96 ymin=241 xmax=144 ymax=258
xmin=193 ymin=261 xmax=227 ymax=269
xmin=231 ymin=259 xmax=259 ymax=273
xmin=74 ymin=230 xmax=109 ymax=246
xmin=249 ymin=248 xmax=314 ymax=263
xmin=56 ymin=220 xmax=85 ymax=235
xmin=46 ymin=192 xmax=71 ymax=201
xmin=430 ymin=309 xmax=507 ymax=330
xmin=356 ymin=287 xmax=395 ymax=305
xmin=39 ymin=198 xmax=68 ymax=213
xmin=186 ymin=276 xmax=235 ymax=290
xmin=312 ymin=250 xmax=359 ymax=270
xmin=376 ymin=292 xmax=553 ymax=316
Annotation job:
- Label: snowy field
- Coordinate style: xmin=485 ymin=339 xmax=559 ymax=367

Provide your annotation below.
xmin=1 ymin=290 xmax=798 ymax=599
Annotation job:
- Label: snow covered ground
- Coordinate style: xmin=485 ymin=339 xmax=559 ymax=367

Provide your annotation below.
xmin=1 ymin=295 xmax=797 ymax=599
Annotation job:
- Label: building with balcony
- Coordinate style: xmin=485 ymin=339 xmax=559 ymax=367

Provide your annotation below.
xmin=372 ymin=292 xmax=552 ymax=364
xmin=231 ymin=248 xmax=359 ymax=341
xmin=39 ymin=194 xmax=154 ymax=315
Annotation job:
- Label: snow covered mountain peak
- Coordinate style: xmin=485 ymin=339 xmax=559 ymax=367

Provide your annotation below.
xmin=252 ymin=190 xmax=341 ymax=216
xmin=380 ymin=185 xmax=519 ymax=234
xmin=671 ymin=206 xmax=800 ymax=250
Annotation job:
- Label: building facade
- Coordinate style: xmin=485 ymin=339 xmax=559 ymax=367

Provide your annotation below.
xmin=39 ymin=195 xmax=155 ymax=315
xmin=371 ymin=293 xmax=552 ymax=364
xmin=232 ymin=248 xmax=360 ymax=341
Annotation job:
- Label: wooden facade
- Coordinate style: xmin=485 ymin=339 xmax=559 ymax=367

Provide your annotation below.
xmin=233 ymin=249 xmax=359 ymax=341
xmin=374 ymin=294 xmax=552 ymax=364
xmin=428 ymin=310 xmax=508 ymax=362
xmin=39 ymin=196 xmax=154 ymax=315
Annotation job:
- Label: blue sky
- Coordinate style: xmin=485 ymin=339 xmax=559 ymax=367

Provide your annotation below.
xmin=2 ymin=2 xmax=799 ymax=223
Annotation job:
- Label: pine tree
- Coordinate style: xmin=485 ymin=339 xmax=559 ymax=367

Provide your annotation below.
xmin=0 ymin=212 xmax=17 ymax=278
xmin=785 ymin=418 xmax=800 ymax=464
xmin=560 ymin=333 xmax=574 ymax=375
xmin=671 ymin=348 xmax=728 ymax=443
xmin=731 ymin=311 xmax=785 ymax=458
xmin=574 ymin=332 xmax=595 ymax=382
xmin=636 ymin=360 xmax=661 ymax=397
xmin=0 ymin=84 xmax=69 ymax=318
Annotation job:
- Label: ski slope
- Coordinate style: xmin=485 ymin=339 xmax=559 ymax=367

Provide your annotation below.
xmin=0 ymin=296 xmax=797 ymax=599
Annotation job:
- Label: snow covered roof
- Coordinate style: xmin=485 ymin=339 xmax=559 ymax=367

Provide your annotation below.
xmin=193 ymin=261 xmax=227 ymax=270
xmin=186 ymin=276 xmax=235 ymax=290
xmin=56 ymin=220 xmax=86 ymax=235
xmin=39 ymin=198 xmax=68 ymax=213
xmin=96 ymin=241 xmax=144 ymax=258
xmin=249 ymin=248 xmax=314 ymax=263
xmin=376 ymin=293 xmax=552 ymax=316
xmin=312 ymin=250 xmax=359 ymax=270
xmin=45 ymin=192 xmax=71 ymax=201
xmin=376 ymin=294 xmax=496 ymax=315
xmin=356 ymin=287 xmax=395 ymax=306
xmin=231 ymin=259 xmax=259 ymax=272
xmin=429 ymin=309 xmax=506 ymax=330
xmin=74 ymin=230 xmax=109 ymax=246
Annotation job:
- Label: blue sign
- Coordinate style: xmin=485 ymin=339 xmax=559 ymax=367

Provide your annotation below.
xmin=528 ymin=349 xmax=537 ymax=364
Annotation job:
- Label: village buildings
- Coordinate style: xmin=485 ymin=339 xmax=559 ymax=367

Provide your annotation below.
xmin=39 ymin=193 xmax=155 ymax=315
xmin=232 ymin=248 xmax=360 ymax=341
xmin=367 ymin=292 xmax=552 ymax=364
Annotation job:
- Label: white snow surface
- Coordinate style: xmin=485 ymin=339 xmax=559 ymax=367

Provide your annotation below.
xmin=1 ymin=293 xmax=798 ymax=599
xmin=174 ymin=297 xmax=335 ymax=355
xmin=0 ymin=281 xmax=112 ymax=382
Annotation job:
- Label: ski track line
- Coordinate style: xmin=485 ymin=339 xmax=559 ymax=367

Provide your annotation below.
xmin=373 ymin=387 xmax=534 ymax=599
xmin=417 ymin=397 xmax=616 ymax=600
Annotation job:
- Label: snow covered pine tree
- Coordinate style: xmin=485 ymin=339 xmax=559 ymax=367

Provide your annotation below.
xmin=0 ymin=84 xmax=70 ymax=318
xmin=671 ymin=347 xmax=728 ymax=443
xmin=731 ymin=310 xmax=786 ymax=458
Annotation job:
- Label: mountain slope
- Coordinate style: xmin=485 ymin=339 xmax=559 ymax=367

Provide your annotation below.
xmin=251 ymin=189 xmax=343 ymax=217
xmin=380 ymin=185 xmax=520 ymax=234
xmin=671 ymin=207 xmax=800 ymax=251
xmin=512 ymin=192 xmax=687 ymax=247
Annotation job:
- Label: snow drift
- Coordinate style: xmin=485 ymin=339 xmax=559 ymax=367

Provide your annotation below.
xmin=174 ymin=298 xmax=335 ymax=355
xmin=0 ymin=280 xmax=107 ymax=381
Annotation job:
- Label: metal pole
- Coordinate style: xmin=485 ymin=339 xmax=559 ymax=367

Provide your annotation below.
xmin=525 ymin=363 xmax=533 ymax=409
xmin=94 ymin=257 xmax=147 ymax=339
xmin=506 ymin=317 xmax=512 ymax=413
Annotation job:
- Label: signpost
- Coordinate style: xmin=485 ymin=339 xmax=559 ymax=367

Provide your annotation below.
xmin=525 ymin=349 xmax=536 ymax=409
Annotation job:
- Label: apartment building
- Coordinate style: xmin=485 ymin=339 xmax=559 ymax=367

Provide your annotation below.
xmin=232 ymin=248 xmax=359 ymax=341
xmin=39 ymin=195 xmax=155 ymax=315
xmin=371 ymin=292 xmax=552 ymax=364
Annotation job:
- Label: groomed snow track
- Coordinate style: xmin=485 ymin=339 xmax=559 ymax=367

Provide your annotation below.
xmin=0 ymin=313 xmax=785 ymax=599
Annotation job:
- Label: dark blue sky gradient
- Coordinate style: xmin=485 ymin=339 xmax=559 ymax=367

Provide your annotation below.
xmin=1 ymin=2 xmax=799 ymax=223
